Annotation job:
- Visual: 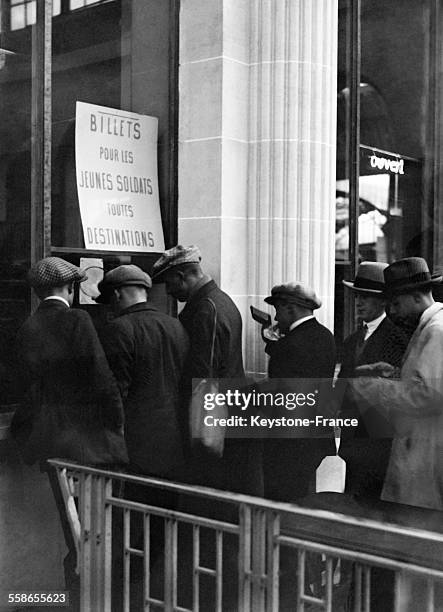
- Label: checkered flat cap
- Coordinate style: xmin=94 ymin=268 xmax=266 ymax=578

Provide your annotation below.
xmin=28 ymin=257 xmax=87 ymax=288
xmin=152 ymin=245 xmax=202 ymax=282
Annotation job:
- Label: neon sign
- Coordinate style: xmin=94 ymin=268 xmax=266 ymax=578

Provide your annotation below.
xmin=369 ymin=153 xmax=404 ymax=175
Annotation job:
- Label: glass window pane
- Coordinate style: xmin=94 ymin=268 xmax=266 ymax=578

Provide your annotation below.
xmin=70 ymin=0 xmax=85 ymax=10
xmin=53 ymin=0 xmax=62 ymax=16
xmin=359 ymin=0 xmax=430 ymax=263
xmin=26 ymin=0 xmax=36 ymax=26
xmin=0 ymin=7 xmax=33 ymax=407
xmin=10 ymin=5 xmax=25 ymax=30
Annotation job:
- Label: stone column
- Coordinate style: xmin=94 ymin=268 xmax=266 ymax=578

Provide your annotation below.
xmin=179 ymin=0 xmax=338 ymax=375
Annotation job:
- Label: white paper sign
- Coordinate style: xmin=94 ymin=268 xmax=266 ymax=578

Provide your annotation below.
xmin=75 ymin=101 xmax=165 ymax=252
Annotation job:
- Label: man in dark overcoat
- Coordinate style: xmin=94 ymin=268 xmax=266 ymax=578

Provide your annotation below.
xmin=339 ymin=261 xmax=409 ymax=500
xmin=11 ymin=256 xmax=128 ymax=609
xmin=97 ymin=264 xmax=189 ymax=595
xmin=152 ymin=245 xmax=263 ymax=496
xmin=261 ymin=282 xmax=336 ymax=502
xmin=97 ymin=264 xmax=189 ymax=481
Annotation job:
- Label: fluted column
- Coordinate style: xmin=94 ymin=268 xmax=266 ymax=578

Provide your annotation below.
xmin=179 ymin=0 xmax=338 ymax=375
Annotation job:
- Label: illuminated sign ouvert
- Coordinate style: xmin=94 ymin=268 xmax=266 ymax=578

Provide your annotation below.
xmin=369 ymin=152 xmax=404 ymax=175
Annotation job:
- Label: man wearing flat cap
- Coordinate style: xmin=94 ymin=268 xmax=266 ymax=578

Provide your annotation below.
xmin=97 ymin=264 xmax=189 ymax=481
xmin=338 ymin=262 xmax=409 ymax=501
xmin=152 ymin=245 xmax=262 ymax=496
xmin=350 ymin=257 xmax=443 ymax=510
xmin=11 ymin=257 xmax=128 ymax=605
xmin=261 ymin=281 xmax=336 ymax=501
xmin=97 ymin=264 xmax=189 ymax=585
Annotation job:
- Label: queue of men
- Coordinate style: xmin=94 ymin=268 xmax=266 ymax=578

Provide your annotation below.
xmin=9 ymin=248 xmax=443 ymax=606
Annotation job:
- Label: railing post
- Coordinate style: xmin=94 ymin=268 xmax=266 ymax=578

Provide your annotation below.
xmin=164 ymin=517 xmax=178 ymax=611
xmin=266 ymin=511 xmax=280 ymax=612
xmin=251 ymin=508 xmax=266 ymax=611
xmin=238 ymin=503 xmax=252 ymax=611
xmin=79 ymin=473 xmax=92 ymax=612
xmin=102 ymin=477 xmax=113 ymax=612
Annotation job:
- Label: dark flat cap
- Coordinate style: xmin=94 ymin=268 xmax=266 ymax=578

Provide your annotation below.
xmin=265 ymin=282 xmax=322 ymax=310
xmin=383 ymin=257 xmax=442 ymax=296
xmin=28 ymin=257 xmax=87 ymax=288
xmin=95 ymin=265 xmax=152 ymax=303
xmin=152 ymin=245 xmax=202 ymax=282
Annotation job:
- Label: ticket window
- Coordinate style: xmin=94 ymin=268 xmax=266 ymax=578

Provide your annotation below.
xmin=0 ymin=0 xmax=178 ymax=411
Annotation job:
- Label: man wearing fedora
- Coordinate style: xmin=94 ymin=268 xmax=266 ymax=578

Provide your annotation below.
xmin=261 ymin=282 xmax=336 ymax=502
xmin=338 ymin=262 xmax=409 ymax=501
xmin=350 ymin=257 xmax=443 ymax=510
xmin=152 ymin=245 xmax=262 ymax=496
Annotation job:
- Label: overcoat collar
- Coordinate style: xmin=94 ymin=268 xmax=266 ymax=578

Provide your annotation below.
xmin=37 ymin=299 xmax=69 ymax=311
xmin=184 ymin=279 xmax=217 ymax=310
xmin=117 ymin=301 xmax=159 ymax=317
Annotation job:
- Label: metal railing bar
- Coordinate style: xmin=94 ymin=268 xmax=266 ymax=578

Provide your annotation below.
xmin=109 ymin=497 xmax=238 ymax=533
xmin=145 ymin=596 xmax=165 ymax=606
xmin=300 ymin=593 xmax=326 ymax=605
xmin=266 ymin=512 xmax=280 ymax=612
xmin=144 ymin=513 xmax=151 ymax=612
xmin=215 ymin=530 xmax=223 ymax=612
xmin=354 ymin=564 xmax=362 ymax=612
xmin=251 ymin=508 xmax=266 ymax=610
xmin=297 ymin=549 xmax=306 ymax=610
xmin=363 ymin=566 xmax=371 ymax=612
xmin=164 ymin=518 xmax=178 ymax=610
xmin=126 ymin=547 xmax=144 ymax=557
xmin=50 ymin=462 xmax=443 ymax=544
xmin=325 ymin=556 xmax=333 ymax=612
xmin=427 ymin=577 xmax=435 ymax=612
xmin=238 ymin=504 xmax=252 ymax=611
xmin=278 ymin=536 xmax=443 ymax=578
xmin=144 ymin=599 xmax=194 ymax=611
xmin=123 ymin=508 xmax=131 ymax=612
xmin=103 ymin=477 xmax=113 ymax=612
xmin=93 ymin=474 xmax=104 ymax=611
xmin=393 ymin=572 xmax=403 ymax=612
xmin=79 ymin=473 xmax=92 ymax=611
xmin=49 ymin=462 xmax=443 ymax=612
xmin=195 ymin=566 xmax=217 ymax=576
xmin=192 ymin=525 xmax=199 ymax=612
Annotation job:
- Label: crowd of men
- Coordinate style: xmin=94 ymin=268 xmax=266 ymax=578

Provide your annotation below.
xmin=9 ymin=247 xmax=443 ymax=606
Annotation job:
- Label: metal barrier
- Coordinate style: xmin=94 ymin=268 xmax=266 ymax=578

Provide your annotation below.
xmin=49 ymin=459 xmax=443 ymax=612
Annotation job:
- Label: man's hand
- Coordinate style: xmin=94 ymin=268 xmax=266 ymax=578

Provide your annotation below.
xmin=261 ymin=323 xmax=282 ymax=342
xmin=354 ymin=361 xmax=399 ymax=378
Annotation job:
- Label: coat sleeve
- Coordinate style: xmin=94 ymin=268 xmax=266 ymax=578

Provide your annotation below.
xmin=99 ymin=319 xmax=136 ymax=404
xmin=72 ymin=311 xmax=125 ymax=429
xmin=350 ymin=323 xmax=443 ymax=427
xmin=187 ymin=299 xmax=218 ymax=379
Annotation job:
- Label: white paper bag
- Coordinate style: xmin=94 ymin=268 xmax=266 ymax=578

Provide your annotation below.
xmin=315 ymin=427 xmax=346 ymax=493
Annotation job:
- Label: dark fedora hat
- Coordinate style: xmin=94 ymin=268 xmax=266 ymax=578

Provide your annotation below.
xmin=383 ymin=257 xmax=442 ymax=296
xmin=343 ymin=261 xmax=388 ymax=294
